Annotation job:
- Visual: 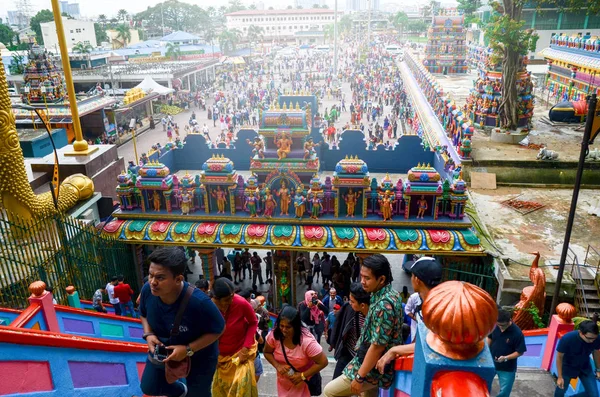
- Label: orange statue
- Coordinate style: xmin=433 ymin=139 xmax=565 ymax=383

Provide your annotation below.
xmin=152 ymin=191 xmax=161 ymax=212
xmin=275 ymin=132 xmax=292 ymax=160
xmin=513 ymin=252 xmax=546 ymax=330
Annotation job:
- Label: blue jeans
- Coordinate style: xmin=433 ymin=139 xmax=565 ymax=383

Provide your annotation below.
xmin=120 ymin=301 xmax=137 ymax=318
xmin=140 ymin=357 xmax=217 ymax=397
xmin=554 ymin=368 xmax=599 ymax=397
xmin=496 ymin=370 xmax=516 ymax=397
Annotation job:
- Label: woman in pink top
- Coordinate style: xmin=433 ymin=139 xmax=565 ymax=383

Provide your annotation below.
xmin=264 ymin=306 xmax=328 ymax=397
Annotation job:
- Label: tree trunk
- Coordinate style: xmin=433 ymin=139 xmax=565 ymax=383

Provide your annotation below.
xmin=499 ymin=48 xmax=520 ymax=130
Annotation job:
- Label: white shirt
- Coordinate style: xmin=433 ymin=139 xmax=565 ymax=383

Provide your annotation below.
xmin=106 ymin=283 xmax=120 ymax=304
xmin=405 ymin=292 xmax=422 ymax=342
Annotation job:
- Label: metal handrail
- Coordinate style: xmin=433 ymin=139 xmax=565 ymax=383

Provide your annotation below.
xmin=569 ymin=248 xmax=592 ymax=318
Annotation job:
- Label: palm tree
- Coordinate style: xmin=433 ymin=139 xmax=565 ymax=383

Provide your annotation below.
xmin=204 ymin=28 xmax=217 ymax=57
xmin=117 ymin=9 xmax=128 ymax=23
xmin=247 ymin=25 xmax=264 ymax=55
xmin=248 ymin=3 xmax=257 ymax=9
xmin=114 ymin=24 xmax=131 ymax=49
xmin=323 ymin=24 xmax=334 ymax=43
xmin=72 ymin=41 xmax=93 ymax=53
xmin=98 ymin=14 xmax=107 ymax=26
xmin=392 ymin=11 xmax=408 ymax=39
xmin=218 ymin=29 xmax=241 ymax=54
xmin=165 ymin=42 xmax=182 ymax=60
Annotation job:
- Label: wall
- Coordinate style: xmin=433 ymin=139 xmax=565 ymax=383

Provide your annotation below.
xmin=521 ymin=328 xmax=549 ymax=368
xmin=40 ymin=19 xmax=96 ymax=50
xmin=157 ymin=129 xmax=434 ymax=175
xmin=20 ymin=128 xmax=68 ymax=158
xmin=55 ymin=306 xmax=144 ymax=343
xmin=0 ymin=308 xmax=21 ymax=326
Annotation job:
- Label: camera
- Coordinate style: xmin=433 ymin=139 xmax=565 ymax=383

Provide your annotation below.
xmin=311 ymin=297 xmax=318 ymax=305
xmin=154 ymin=344 xmax=169 ymax=362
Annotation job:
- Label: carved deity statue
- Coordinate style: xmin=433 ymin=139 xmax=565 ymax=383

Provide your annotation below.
xmin=153 ymin=191 xmax=161 ymax=212
xmin=181 ymin=192 xmax=191 ymax=215
xmin=344 ymin=188 xmax=361 ymax=218
xmin=247 ymin=137 xmax=265 ymax=159
xmin=211 ymin=186 xmax=228 ymax=214
xmin=293 ymin=187 xmax=306 ymax=219
xmin=303 ymin=137 xmax=320 ymax=160
xmin=262 ymin=188 xmax=277 ymax=219
xmin=245 ymin=191 xmax=259 ymax=218
xmin=417 ymin=195 xmax=428 ymax=219
xmin=275 ymin=180 xmax=291 ymax=216
xmin=275 ymin=132 xmax=292 ymax=160
xmin=378 ymin=191 xmax=395 ymax=221
xmin=309 ymin=195 xmax=322 ymax=219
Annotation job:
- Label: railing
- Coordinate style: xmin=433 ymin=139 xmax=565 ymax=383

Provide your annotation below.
xmin=0 ymin=212 xmax=139 ymax=309
xmin=568 ymin=248 xmax=589 ymax=317
xmin=588 ymin=245 xmax=600 ymax=304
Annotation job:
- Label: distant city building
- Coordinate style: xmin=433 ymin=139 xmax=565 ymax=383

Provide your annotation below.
xmin=295 ymin=0 xmax=326 ymax=8
xmin=40 ymin=19 xmax=96 ymax=50
xmin=7 ymin=10 xmax=29 ymax=28
xmin=225 ymin=8 xmax=341 ymax=46
xmin=256 ymin=1 xmax=265 ymax=10
xmin=59 ymin=1 xmax=81 ymax=19
xmin=345 ymin=0 xmax=379 ymax=12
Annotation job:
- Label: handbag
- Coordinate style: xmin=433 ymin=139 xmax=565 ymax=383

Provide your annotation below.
xmin=280 ymin=339 xmax=322 ymax=396
xmin=165 ymin=285 xmax=195 ymax=384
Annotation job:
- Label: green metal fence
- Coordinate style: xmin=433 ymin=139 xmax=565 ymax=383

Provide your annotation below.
xmin=0 ymin=212 xmax=139 ymax=309
xmin=441 ymin=256 xmax=498 ymax=299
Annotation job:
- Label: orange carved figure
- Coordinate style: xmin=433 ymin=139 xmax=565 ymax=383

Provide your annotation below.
xmin=513 ymin=252 xmax=546 ymax=330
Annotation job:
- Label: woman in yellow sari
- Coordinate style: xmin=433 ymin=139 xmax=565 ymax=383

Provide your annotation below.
xmin=211 ymin=278 xmax=259 ymax=397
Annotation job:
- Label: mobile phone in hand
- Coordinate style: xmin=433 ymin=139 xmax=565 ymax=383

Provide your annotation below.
xmin=155 ymin=345 xmax=168 ymax=361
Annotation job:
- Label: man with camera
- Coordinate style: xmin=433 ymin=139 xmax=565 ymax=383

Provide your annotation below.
xmin=140 ymin=247 xmax=225 ymax=397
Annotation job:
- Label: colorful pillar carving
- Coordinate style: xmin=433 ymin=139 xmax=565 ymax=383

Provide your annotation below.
xmin=65 ymin=285 xmax=81 ymax=309
xmin=541 ymin=303 xmax=576 ymax=371
xmin=28 ymin=281 xmax=60 ymax=332
xmin=197 ymin=248 xmax=215 ymax=284
xmin=411 ymin=281 xmax=498 ymax=396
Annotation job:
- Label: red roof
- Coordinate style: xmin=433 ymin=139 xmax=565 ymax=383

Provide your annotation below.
xmin=226 ymin=8 xmax=337 ymax=16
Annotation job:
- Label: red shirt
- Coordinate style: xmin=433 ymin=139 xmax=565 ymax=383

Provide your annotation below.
xmin=218 ymin=294 xmax=258 ymax=356
xmin=113 ymin=283 xmax=134 ymax=303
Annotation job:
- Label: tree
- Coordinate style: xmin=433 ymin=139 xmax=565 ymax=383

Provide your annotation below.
xmin=227 ymin=0 xmax=246 ymax=13
xmin=218 ymin=28 xmax=241 ymax=54
xmin=338 ymin=15 xmax=352 ymax=34
xmin=134 ymin=1 xmax=210 ymax=35
xmin=94 ymin=23 xmax=109 ymax=46
xmin=407 ymin=20 xmax=428 ymax=34
xmin=392 ymin=11 xmax=408 ymax=37
xmin=30 ymin=9 xmax=54 ymax=45
xmin=286 ymin=5 xmax=293 ymax=9
xmin=98 ymin=14 xmax=108 ymax=25
xmin=323 ymin=24 xmax=334 ymax=43
xmin=0 ymin=25 xmax=15 ymax=47
xmin=204 ymin=28 xmax=217 ymax=57
xmin=247 ymin=24 xmax=264 ymax=54
xmin=165 ymin=42 xmax=182 ymax=60
xmin=115 ymin=24 xmax=131 ymax=48
xmin=249 ymin=3 xmax=257 ymax=9
xmin=72 ymin=41 xmax=93 ymax=53
xmin=321 ymin=4 xmax=329 ymax=8
xmin=457 ymin=0 xmax=481 ymax=24
xmin=117 ymin=9 xmax=129 ymax=22
xmin=313 ymin=3 xmax=320 ymax=7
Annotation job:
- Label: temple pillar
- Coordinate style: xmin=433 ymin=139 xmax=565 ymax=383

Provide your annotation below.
xmin=197 ymin=248 xmax=215 ymax=284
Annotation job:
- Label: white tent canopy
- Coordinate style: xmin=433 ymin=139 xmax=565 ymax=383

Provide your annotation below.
xmin=134 ymin=77 xmax=174 ymax=95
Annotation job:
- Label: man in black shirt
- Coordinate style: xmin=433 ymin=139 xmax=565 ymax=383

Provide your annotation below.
xmin=487 ymin=309 xmax=527 ymax=397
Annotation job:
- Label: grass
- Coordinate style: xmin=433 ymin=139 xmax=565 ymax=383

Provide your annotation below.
xmin=402 ymin=36 xmax=428 ymax=43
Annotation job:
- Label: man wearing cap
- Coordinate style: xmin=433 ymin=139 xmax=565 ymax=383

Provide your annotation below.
xmin=375 ymin=256 xmax=443 ymax=371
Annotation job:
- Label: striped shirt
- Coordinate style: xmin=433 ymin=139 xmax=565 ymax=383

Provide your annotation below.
xmin=346 ymin=312 xmax=365 ymax=358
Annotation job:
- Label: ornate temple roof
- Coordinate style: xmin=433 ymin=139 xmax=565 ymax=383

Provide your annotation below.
xmin=101 ymin=220 xmax=485 ymax=255
xmin=407 ymin=163 xmax=441 ymax=183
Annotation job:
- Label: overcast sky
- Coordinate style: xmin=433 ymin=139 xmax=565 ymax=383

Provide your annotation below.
xmin=1 ymin=0 xmax=436 ymax=20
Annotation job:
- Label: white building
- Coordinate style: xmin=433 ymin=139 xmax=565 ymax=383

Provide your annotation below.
xmin=225 ymin=8 xmax=341 ymax=46
xmin=40 ymin=19 xmax=96 ymax=50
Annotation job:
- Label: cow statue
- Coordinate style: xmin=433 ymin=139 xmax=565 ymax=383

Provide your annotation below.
xmin=586 ymin=148 xmax=600 ymax=162
xmin=537 ymin=147 xmax=559 ymax=161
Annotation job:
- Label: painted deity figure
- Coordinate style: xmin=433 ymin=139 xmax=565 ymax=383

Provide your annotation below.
xmin=303 ymin=137 xmax=320 ymax=160
xmin=276 ymin=180 xmax=291 ymax=216
xmin=152 ymin=191 xmax=161 ymax=212
xmin=378 ymin=191 xmax=395 ymax=221
xmin=344 ymin=188 xmax=362 ymax=218
xmin=245 ymin=192 xmax=258 ymax=218
xmin=275 ymin=132 xmax=292 ymax=160
xmin=247 ymin=137 xmax=265 ymax=159
xmin=293 ymin=188 xmax=306 ymax=219
xmin=416 ymin=195 xmax=428 ymax=219
xmin=211 ymin=186 xmax=228 ymax=214
xmin=181 ymin=192 xmax=191 ymax=215
xmin=309 ymin=196 xmax=322 ymax=219
xmin=263 ymin=188 xmax=277 ymax=219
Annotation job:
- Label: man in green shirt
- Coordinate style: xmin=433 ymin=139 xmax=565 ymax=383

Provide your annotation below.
xmin=324 ymin=254 xmax=404 ymax=397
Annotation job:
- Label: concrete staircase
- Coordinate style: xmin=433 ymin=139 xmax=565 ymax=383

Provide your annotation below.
xmin=572 ymin=265 xmax=600 ymax=316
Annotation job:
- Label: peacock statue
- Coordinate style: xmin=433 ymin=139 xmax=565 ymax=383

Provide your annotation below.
xmin=0 ymin=57 xmax=94 ymax=220
xmin=513 ymin=252 xmax=546 ymax=330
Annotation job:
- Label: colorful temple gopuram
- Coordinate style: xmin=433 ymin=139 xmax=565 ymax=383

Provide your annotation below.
xmin=541 ymin=33 xmax=600 ymax=102
xmin=423 ymin=13 xmax=468 ymax=75
xmin=465 ymin=44 xmax=534 ymax=129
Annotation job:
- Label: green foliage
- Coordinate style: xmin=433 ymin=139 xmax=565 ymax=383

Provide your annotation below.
xmin=72 ymin=41 xmax=93 ymax=53
xmin=133 ymin=0 xmax=209 ymax=36
xmin=247 ymin=25 xmax=264 ymax=49
xmin=457 ymin=0 xmax=482 ymax=16
xmin=98 ymin=14 xmax=108 ymax=25
xmin=94 ymin=23 xmax=109 ymax=46
xmin=165 ymin=42 xmax=181 ymax=60
xmin=117 ymin=9 xmax=129 ymax=22
xmin=8 ymin=54 xmax=26 ymax=75
xmin=407 ymin=20 xmax=429 ymax=34
xmin=0 ymin=24 xmax=15 ymax=46
xmin=30 ymin=9 xmax=54 ymax=45
xmin=339 ymin=15 xmax=352 ymax=34
xmin=486 ymin=12 xmax=538 ymax=63
xmin=227 ymin=0 xmax=246 ymax=12
xmin=218 ymin=29 xmax=241 ymax=54
xmin=115 ymin=24 xmax=131 ymax=48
